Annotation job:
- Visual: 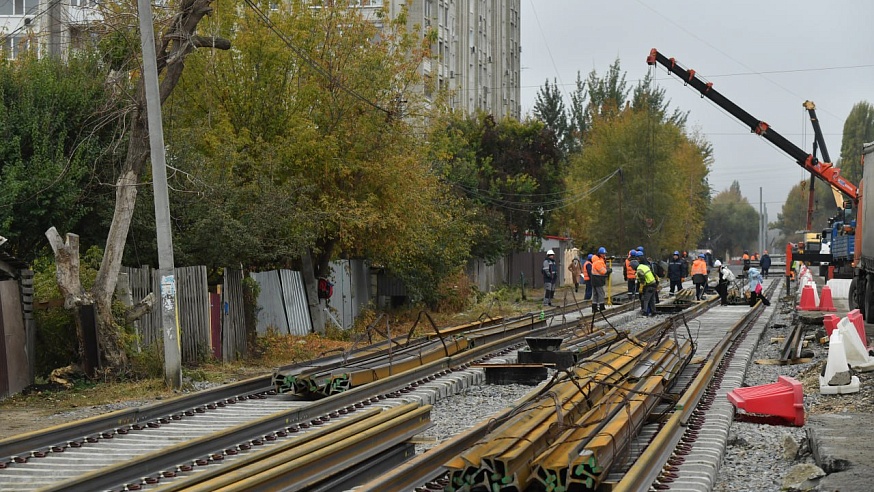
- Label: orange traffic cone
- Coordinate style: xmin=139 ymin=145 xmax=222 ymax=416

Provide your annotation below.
xmin=848 ymin=309 xmax=867 ymax=347
xmin=823 ymin=314 xmax=840 ymax=337
xmin=727 ymin=376 xmax=805 ymax=426
xmin=817 ymin=286 xmax=837 ymax=312
xmin=796 ymin=284 xmax=818 ymax=311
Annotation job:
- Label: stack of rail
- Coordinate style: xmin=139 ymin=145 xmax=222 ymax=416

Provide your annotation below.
xmin=444 ymin=330 xmax=693 ymax=491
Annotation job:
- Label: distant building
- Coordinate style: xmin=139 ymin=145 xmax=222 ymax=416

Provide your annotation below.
xmin=359 ymin=0 xmax=521 ymax=119
xmin=1 ymin=0 xmax=100 ymax=59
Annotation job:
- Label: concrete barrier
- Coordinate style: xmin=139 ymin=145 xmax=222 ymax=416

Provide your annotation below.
xmin=826 ymin=279 xmax=852 ymax=300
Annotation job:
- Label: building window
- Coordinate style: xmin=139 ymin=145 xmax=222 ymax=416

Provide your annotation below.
xmin=0 ymin=0 xmax=39 ymax=15
xmin=2 ymin=35 xmax=33 ymax=59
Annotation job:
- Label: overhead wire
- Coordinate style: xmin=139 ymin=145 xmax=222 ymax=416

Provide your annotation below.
xmin=452 ymin=167 xmax=622 ymax=213
xmin=241 ymin=0 xmax=392 ymax=116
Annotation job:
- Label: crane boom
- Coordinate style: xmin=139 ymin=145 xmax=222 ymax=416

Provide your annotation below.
xmin=646 ymin=48 xmax=859 ymax=203
xmin=804 ymin=100 xmax=846 ymax=209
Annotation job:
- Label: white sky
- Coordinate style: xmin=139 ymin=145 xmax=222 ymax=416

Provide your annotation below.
xmin=519 ymin=0 xmax=873 ymax=217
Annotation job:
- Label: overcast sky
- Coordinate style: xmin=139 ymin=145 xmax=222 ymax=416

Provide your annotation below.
xmin=519 ymin=0 xmax=873 ymax=218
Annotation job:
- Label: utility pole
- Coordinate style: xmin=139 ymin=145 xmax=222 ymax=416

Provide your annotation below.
xmin=756 ymin=186 xmax=765 ymax=254
xmin=136 ymin=0 xmax=181 ymax=388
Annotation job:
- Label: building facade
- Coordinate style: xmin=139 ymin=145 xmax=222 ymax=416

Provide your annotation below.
xmin=362 ymin=0 xmax=521 ymax=119
xmin=1 ymin=0 xmax=100 ymax=59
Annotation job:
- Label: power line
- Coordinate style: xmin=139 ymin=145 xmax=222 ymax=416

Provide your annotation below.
xmin=453 ymin=168 xmax=621 ymax=213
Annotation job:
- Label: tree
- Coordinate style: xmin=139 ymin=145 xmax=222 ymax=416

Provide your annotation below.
xmin=771 ymin=179 xmax=838 ymax=244
xmin=587 ymin=59 xmax=629 ymax=119
xmin=837 ymin=101 xmax=874 ymax=184
xmin=163 ymin=2 xmax=470 ymax=311
xmin=566 ymin=72 xmax=588 ymax=154
xmin=532 ymin=78 xmax=570 ymax=158
xmin=0 ymin=54 xmax=119 ymax=261
xmin=46 ymin=0 xmax=230 ymax=374
xmin=703 ymin=181 xmax=759 ymax=256
xmin=430 ymin=112 xmax=565 ymax=258
xmin=562 ymin=69 xmax=710 ymax=257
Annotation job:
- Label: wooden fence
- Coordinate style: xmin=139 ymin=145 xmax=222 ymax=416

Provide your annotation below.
xmin=122 ymin=266 xmax=246 ymax=363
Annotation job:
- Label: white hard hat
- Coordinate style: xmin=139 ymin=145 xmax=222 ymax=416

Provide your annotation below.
xmin=546 ymin=249 xmax=555 ymax=255
xmin=714 ymin=260 xmax=722 ymax=267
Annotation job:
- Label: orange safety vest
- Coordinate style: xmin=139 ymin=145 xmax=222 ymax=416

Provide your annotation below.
xmin=691 ymin=259 xmax=707 ymax=276
xmin=742 ymin=253 xmax=750 ymax=261
xmin=625 ymin=258 xmax=636 ymax=279
xmin=591 ymin=255 xmax=607 ymax=276
xmin=582 ymin=260 xmax=592 ymax=281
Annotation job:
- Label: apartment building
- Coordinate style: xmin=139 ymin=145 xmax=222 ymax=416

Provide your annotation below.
xmin=1 ymin=0 xmax=100 ymax=59
xmin=360 ymin=0 xmax=521 ymax=120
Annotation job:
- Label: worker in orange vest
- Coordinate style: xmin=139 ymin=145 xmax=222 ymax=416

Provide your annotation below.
xmin=624 ymin=250 xmax=637 ymax=298
xmin=691 ymin=253 xmax=708 ymax=300
xmin=590 ymin=247 xmax=609 ymax=313
xmin=742 ymin=250 xmax=751 ymax=274
xmin=582 ymin=254 xmax=593 ymax=300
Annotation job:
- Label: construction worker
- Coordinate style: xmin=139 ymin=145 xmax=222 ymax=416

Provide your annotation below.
xmin=747 ymin=267 xmax=770 ymax=307
xmin=582 ymin=254 xmax=593 ymax=300
xmin=667 ymin=251 xmax=685 ymax=295
xmin=760 ymin=250 xmax=772 ymax=278
xmin=691 ymin=253 xmax=708 ymax=300
xmin=636 ymin=246 xmax=649 ymax=267
xmin=568 ymin=256 xmax=583 ymax=293
xmin=632 ymin=259 xmax=658 ymax=316
xmin=625 ymin=250 xmax=637 ymax=298
xmin=542 ymin=250 xmax=558 ymax=306
xmin=714 ymin=260 xmax=729 ymax=305
xmin=590 ymin=247 xmax=609 ymax=313
xmin=742 ymin=250 xmax=751 ymax=274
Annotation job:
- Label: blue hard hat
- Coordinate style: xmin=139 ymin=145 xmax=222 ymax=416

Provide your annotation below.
xmin=636 ymin=246 xmax=644 ymax=251
xmin=587 ymin=254 xmax=593 ymax=260
xmin=598 ymin=247 xmax=607 ymax=254
xmin=673 ymin=251 xmax=680 ymax=255
xmin=698 ymin=253 xmax=706 ymax=258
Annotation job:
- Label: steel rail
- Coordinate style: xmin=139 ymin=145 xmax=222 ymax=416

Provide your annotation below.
xmin=445 ymin=340 xmax=648 ymax=489
xmin=3 ymin=297 xmax=640 ymax=492
xmin=13 ymin=305 xmax=592 ymax=491
xmin=353 ymin=384 xmax=546 ymax=492
xmin=353 ymin=296 xmax=721 ymax=491
xmin=532 ymin=336 xmax=693 ymax=490
xmin=141 ymin=406 xmax=386 ymax=492
xmin=611 ymin=281 xmax=778 ymax=492
xmin=207 ymin=405 xmax=431 ymax=492
xmin=0 ymin=308 xmax=536 ymax=463
xmin=147 ymin=403 xmax=430 ymax=492
xmin=534 ymin=376 xmax=667 ymax=490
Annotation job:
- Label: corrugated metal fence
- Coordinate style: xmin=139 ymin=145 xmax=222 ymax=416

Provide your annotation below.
xmin=250 ymin=270 xmax=313 ymax=336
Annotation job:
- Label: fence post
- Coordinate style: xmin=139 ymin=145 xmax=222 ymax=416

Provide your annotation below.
xmin=520 ymin=272 xmax=526 ymax=300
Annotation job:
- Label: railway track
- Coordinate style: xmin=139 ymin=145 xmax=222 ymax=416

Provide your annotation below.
xmin=0 ymin=297 xmax=639 ymax=492
xmin=354 ymin=280 xmax=779 ymax=491
xmin=0 ymin=280 xmax=734 ymax=492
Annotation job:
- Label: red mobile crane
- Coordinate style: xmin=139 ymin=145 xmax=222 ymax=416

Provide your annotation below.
xmin=645 ymin=49 xmax=874 ymax=317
